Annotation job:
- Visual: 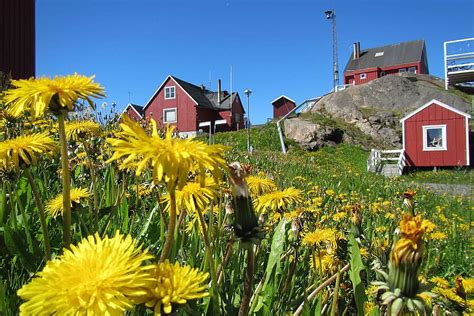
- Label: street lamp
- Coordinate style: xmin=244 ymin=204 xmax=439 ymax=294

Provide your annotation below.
xmin=244 ymin=89 xmax=252 ymax=153
xmin=325 ymin=9 xmax=339 ymax=92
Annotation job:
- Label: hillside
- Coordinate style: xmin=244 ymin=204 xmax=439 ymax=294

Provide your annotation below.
xmin=285 ymin=73 xmax=471 ymax=150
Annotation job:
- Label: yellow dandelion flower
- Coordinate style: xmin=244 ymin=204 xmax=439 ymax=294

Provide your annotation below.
xmin=0 ymin=132 xmax=56 ymax=168
xmin=434 ymin=287 xmax=467 ymax=307
xmin=332 ymin=211 xmax=347 ymax=222
xmin=246 ymin=175 xmax=277 ymax=196
xmin=302 ymin=228 xmax=337 ymax=247
xmin=45 ymin=188 xmax=91 ymax=217
xmin=375 ymin=226 xmax=388 ymax=233
xmin=107 ymin=116 xmax=228 ymax=190
xmin=143 ymin=260 xmax=209 ymax=315
xmin=65 ymin=120 xmax=101 ymax=141
xmin=309 ymin=249 xmax=338 ymax=274
xmin=364 ymin=301 xmax=377 ymax=314
xmin=460 ymin=278 xmax=474 ymax=294
xmin=162 ymin=178 xmax=219 ymax=215
xmin=429 ymin=231 xmax=447 ymax=241
xmin=17 ymin=232 xmax=154 ymax=315
xmin=325 ymin=189 xmax=335 ymax=196
xmin=430 ymin=276 xmax=450 ymax=289
xmin=254 ymin=187 xmax=303 ymax=214
xmin=4 ymin=73 xmax=105 ymax=118
xmin=391 ymin=213 xmax=430 ymax=266
xmin=360 ymin=247 xmax=369 ymax=258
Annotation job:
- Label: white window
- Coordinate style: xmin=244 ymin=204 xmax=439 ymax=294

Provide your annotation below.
xmin=163 ymin=108 xmax=177 ymax=123
xmin=422 ymin=125 xmax=447 ymax=151
xmin=164 ymin=86 xmax=175 ymax=99
xmin=375 ymin=52 xmax=384 ymax=57
xmin=360 ymin=73 xmax=367 ymax=80
xmin=398 ymin=68 xmax=407 ymax=73
xmin=408 ymin=67 xmax=417 ymax=74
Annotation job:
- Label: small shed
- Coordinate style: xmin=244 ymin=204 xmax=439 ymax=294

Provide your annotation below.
xmin=400 ymin=99 xmax=471 ymax=167
xmin=122 ymin=103 xmax=144 ymax=121
xmin=272 ymin=95 xmax=296 ymax=119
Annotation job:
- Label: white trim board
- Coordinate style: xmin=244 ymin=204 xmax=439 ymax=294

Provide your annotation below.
xmin=143 ymin=75 xmax=199 ymax=112
xmin=400 ymin=99 xmax=471 ymax=123
xmin=121 ymin=103 xmax=143 ymax=118
xmin=271 ymin=95 xmax=296 ymax=105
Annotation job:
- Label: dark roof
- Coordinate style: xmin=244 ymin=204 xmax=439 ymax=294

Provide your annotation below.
xmin=344 ymin=40 xmax=425 ymax=72
xmin=171 ymin=76 xmax=241 ymax=111
xmin=129 ymin=104 xmax=144 ymax=116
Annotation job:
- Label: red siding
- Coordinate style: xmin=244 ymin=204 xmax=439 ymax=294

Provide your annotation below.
xmin=343 ymin=62 xmax=425 ymax=86
xmin=404 ymin=102 xmax=469 ymax=167
xmin=124 ymin=107 xmax=142 ymax=121
xmin=0 ymin=0 xmax=35 ymax=79
xmin=144 ymin=77 xmax=198 ymax=132
xmin=273 ymin=98 xmax=296 ymax=119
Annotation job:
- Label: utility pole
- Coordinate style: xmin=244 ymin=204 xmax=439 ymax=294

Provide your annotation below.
xmin=244 ymin=89 xmax=252 ymax=153
xmin=325 ymin=10 xmax=339 ymax=91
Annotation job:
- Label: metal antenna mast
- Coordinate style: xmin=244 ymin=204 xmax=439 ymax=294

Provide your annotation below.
xmin=325 ymin=10 xmax=339 ymax=91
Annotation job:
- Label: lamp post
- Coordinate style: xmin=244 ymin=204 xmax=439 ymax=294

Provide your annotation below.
xmin=325 ymin=10 xmax=339 ymax=92
xmin=244 ymin=89 xmax=252 ymax=153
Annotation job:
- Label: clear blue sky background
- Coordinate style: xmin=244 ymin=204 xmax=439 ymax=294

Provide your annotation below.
xmin=37 ymin=0 xmax=473 ymax=124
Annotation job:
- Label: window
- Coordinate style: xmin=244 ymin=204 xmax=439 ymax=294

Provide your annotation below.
xmin=165 ymin=86 xmax=175 ymax=99
xmin=380 ymin=71 xmax=386 ymax=77
xmin=163 ymin=108 xmax=177 ymax=123
xmin=375 ymin=52 xmax=384 ymax=57
xmin=422 ymin=125 xmax=447 ymax=151
xmin=360 ymin=73 xmax=367 ymax=80
xmin=408 ymin=67 xmax=417 ymax=74
xmin=398 ymin=68 xmax=407 ymax=73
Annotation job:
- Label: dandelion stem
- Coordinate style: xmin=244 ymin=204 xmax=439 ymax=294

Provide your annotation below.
xmin=159 ymin=188 xmax=176 ymax=263
xmin=330 ymin=263 xmax=342 ymax=316
xmin=238 ymin=244 xmax=255 ymax=316
xmin=26 ymin=168 xmax=51 ymax=260
xmin=195 ymin=205 xmax=220 ymax=309
xmin=58 ymin=113 xmax=72 ymax=248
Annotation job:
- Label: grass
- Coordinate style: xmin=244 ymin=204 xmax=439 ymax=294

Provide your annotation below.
xmin=405 ymin=168 xmax=473 ymax=186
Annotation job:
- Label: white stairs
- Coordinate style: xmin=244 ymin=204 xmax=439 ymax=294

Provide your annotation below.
xmin=367 ymin=149 xmax=406 ymax=177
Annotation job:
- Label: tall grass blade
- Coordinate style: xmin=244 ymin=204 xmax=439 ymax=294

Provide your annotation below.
xmin=348 ymin=233 xmax=367 ymax=315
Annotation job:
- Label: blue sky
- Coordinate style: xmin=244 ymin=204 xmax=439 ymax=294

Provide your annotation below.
xmin=37 ymin=0 xmax=473 ymax=124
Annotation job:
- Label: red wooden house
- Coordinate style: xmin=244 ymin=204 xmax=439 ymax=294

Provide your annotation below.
xmin=272 ymin=95 xmax=296 ymax=119
xmin=129 ymin=75 xmax=245 ymax=136
xmin=344 ymin=40 xmax=429 ymax=86
xmin=122 ymin=104 xmax=145 ymax=121
xmin=400 ymin=99 xmax=471 ymax=167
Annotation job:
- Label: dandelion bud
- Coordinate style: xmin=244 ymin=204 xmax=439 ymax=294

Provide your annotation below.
xmin=388 ymin=213 xmax=428 ymax=297
xmin=228 ymin=162 xmax=263 ymax=245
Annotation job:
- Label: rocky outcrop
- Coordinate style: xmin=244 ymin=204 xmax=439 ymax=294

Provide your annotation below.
xmin=284 ymin=118 xmax=344 ymax=150
xmin=285 ymin=74 xmax=471 ymax=149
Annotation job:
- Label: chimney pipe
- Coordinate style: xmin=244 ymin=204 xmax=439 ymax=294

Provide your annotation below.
xmin=217 ymin=79 xmax=221 ymax=104
xmin=353 ymin=42 xmax=361 ymax=59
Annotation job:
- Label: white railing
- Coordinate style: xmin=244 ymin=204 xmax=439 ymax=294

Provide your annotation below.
xmin=334 ymin=82 xmax=355 ymax=92
xmin=367 ymin=149 xmax=405 ymax=175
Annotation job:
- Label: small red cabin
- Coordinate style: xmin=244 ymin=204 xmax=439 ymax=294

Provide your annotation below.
xmin=122 ymin=104 xmax=144 ymax=121
xmin=400 ymin=99 xmax=471 ymax=167
xmin=272 ymin=95 xmax=296 ymax=119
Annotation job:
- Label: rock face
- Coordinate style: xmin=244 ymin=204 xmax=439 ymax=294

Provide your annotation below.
xmin=284 ymin=118 xmax=343 ymax=150
xmin=285 ymin=74 xmax=471 ymax=149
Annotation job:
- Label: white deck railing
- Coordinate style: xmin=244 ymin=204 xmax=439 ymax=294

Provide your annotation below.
xmin=367 ymin=149 xmax=406 ymax=175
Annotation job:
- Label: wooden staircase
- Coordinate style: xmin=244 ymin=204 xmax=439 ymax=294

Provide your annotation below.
xmin=367 ymin=149 xmax=406 ymax=177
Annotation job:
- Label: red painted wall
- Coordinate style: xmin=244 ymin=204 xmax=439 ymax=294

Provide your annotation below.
xmin=0 ymin=0 xmax=35 ymax=79
xmin=273 ymin=98 xmax=296 ymax=119
xmin=404 ymin=103 xmax=468 ymax=167
xmin=344 ymin=62 xmax=424 ymax=85
xmin=144 ymin=77 xmax=198 ymax=132
xmin=124 ymin=107 xmax=142 ymax=121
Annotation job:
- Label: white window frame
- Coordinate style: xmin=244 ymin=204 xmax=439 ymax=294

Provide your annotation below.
xmin=164 ymin=86 xmax=176 ymax=100
xmin=408 ymin=66 xmax=417 ymax=74
xmin=398 ymin=68 xmax=407 ymax=73
xmin=422 ymin=124 xmax=447 ymax=151
xmin=360 ymin=73 xmax=367 ymax=80
xmin=163 ymin=108 xmax=177 ymax=124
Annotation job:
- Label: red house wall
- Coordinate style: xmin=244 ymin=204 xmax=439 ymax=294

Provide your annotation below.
xmin=125 ymin=107 xmax=142 ymax=121
xmin=144 ymin=77 xmax=198 ymax=132
xmin=0 ymin=0 xmax=35 ymax=79
xmin=344 ymin=62 xmax=423 ymax=85
xmin=404 ymin=103 xmax=468 ymax=167
xmin=273 ymin=99 xmax=296 ymax=119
